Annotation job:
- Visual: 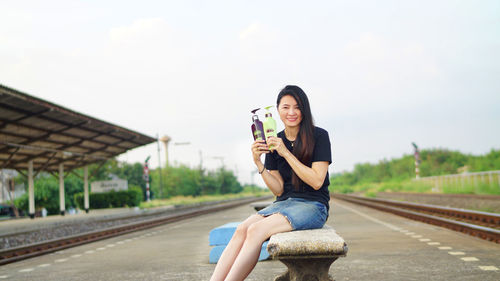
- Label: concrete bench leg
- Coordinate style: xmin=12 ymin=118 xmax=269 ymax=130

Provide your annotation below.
xmin=274 ymin=257 xmax=338 ymax=281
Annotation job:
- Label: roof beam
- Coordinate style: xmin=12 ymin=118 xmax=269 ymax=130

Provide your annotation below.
xmin=0 ymin=129 xmax=123 ymax=155
xmin=33 ymin=152 xmax=58 ymax=178
xmin=0 ymin=108 xmax=52 ymax=130
xmin=1 ymin=147 xmax=20 ymax=169
xmin=48 ymin=134 xmax=134 ymax=168
xmin=0 ymin=84 xmax=155 ymax=172
xmin=0 ymin=119 xmax=89 ymax=154
xmin=0 ymin=119 xmax=131 ymax=153
xmin=0 ymin=101 xmax=144 ymax=146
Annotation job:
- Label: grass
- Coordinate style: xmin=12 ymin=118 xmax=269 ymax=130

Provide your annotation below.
xmin=139 ymin=190 xmax=272 ymax=209
xmin=330 ymin=179 xmax=500 ymax=196
xmin=441 ymin=182 xmax=500 ymax=195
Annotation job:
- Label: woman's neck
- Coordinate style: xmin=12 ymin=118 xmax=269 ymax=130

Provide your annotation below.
xmin=284 ymin=126 xmax=299 ymax=141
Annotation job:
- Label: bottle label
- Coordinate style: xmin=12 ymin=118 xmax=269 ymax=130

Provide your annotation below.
xmin=254 ymin=130 xmax=262 ymax=140
xmin=266 ymin=129 xmax=274 ymax=134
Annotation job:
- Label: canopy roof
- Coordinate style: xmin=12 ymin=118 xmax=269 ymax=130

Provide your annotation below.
xmin=0 ymin=84 xmax=156 ymax=172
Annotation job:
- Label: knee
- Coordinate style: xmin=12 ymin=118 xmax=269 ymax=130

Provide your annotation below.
xmin=246 ymin=223 xmax=267 ymax=243
xmin=233 ymin=223 xmax=249 ymax=240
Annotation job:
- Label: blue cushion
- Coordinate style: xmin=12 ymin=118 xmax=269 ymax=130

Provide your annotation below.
xmin=209 ymin=241 xmax=269 ymax=264
xmin=209 ymin=222 xmax=240 ymax=246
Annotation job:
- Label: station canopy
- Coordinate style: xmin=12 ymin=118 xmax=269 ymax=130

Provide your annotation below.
xmin=0 ymin=84 xmax=156 ymax=173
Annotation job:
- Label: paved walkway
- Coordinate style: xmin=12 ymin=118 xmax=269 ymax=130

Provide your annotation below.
xmin=1 ymin=198 xmax=499 ymax=280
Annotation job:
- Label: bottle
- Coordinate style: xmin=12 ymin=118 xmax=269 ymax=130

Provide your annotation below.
xmin=263 ymin=106 xmax=277 ymax=150
xmin=251 ymin=108 xmax=265 ymax=142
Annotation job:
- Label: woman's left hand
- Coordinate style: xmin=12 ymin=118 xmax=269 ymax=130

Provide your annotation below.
xmin=266 ymin=136 xmax=289 ymax=157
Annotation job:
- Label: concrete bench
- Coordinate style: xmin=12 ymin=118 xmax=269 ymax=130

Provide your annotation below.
xmin=267 ymin=226 xmax=348 ymax=281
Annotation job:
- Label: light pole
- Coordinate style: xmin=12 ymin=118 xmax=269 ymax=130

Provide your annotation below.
xmin=212 ymin=156 xmax=225 ymax=168
xmin=251 ymin=169 xmax=258 ymax=187
xmin=199 ymin=150 xmax=203 ymax=170
xmin=159 ymin=135 xmax=191 ymax=167
xmin=171 ymin=142 xmax=191 ymax=166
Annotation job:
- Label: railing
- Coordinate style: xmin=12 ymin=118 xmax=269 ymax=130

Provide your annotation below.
xmin=413 ymin=170 xmax=500 ymax=193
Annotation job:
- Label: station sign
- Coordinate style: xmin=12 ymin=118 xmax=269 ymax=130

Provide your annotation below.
xmin=91 ymin=179 xmax=128 ymax=193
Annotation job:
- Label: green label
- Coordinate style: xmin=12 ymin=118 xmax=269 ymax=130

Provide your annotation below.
xmin=254 ymin=130 xmax=263 ymax=140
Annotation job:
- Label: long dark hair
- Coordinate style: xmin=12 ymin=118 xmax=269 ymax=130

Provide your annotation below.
xmin=277 ymin=85 xmax=315 ymax=191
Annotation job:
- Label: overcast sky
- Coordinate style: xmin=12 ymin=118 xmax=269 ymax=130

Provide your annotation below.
xmin=1 ymin=1 xmax=499 ymax=186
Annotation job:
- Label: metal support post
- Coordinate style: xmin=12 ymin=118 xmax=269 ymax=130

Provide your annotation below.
xmin=0 ymin=170 xmax=4 ymax=203
xmin=84 ymin=166 xmax=89 ymax=213
xmin=28 ymin=160 xmax=35 ymax=219
xmin=59 ymin=163 xmax=65 ymax=216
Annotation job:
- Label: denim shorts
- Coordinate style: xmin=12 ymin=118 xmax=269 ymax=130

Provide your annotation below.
xmin=257 ymin=197 xmax=328 ymax=230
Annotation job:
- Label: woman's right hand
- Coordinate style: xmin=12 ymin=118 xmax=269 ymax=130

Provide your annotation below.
xmin=251 ymin=139 xmax=269 ymax=163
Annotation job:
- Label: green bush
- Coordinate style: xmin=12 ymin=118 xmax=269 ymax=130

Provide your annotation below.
xmin=150 ymin=165 xmax=242 ymax=198
xmin=74 ymin=186 xmax=143 ymax=209
xmin=364 ymin=190 xmax=377 ymax=198
xmin=329 ymin=148 xmax=500 ymax=195
xmin=441 ymin=182 xmax=500 ymax=195
xmin=329 ymin=184 xmax=354 ymax=194
xmin=13 ymin=175 xmax=78 ymax=215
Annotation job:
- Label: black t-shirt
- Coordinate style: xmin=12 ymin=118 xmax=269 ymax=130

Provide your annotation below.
xmin=264 ymin=126 xmax=332 ymax=210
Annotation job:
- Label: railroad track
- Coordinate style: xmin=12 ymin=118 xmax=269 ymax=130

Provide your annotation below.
xmin=0 ymin=196 xmax=271 ymax=266
xmin=333 ymin=194 xmax=500 ymax=243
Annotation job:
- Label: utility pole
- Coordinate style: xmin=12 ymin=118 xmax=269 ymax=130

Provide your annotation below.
xmin=199 ymin=150 xmax=203 ymax=170
xmin=251 ymin=169 xmax=258 ymax=187
xmin=156 ymin=134 xmax=163 ymax=198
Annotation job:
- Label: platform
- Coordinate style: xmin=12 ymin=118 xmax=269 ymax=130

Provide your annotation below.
xmin=0 ymin=206 xmax=174 ymax=236
xmin=0 ymin=198 xmax=499 ymax=280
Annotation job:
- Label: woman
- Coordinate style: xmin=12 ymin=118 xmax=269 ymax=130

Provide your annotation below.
xmin=210 ymin=85 xmax=332 ymax=281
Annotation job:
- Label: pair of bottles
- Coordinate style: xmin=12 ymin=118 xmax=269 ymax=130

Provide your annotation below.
xmin=251 ymin=106 xmax=277 ymax=150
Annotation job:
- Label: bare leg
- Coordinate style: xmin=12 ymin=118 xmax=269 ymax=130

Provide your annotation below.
xmin=225 ymin=214 xmax=293 ymax=281
xmin=210 ymin=214 xmax=264 ymax=281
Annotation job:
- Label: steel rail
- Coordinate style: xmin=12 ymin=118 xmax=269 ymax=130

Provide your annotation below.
xmin=333 ymin=194 xmax=500 ymax=243
xmin=0 ymin=196 xmax=271 ymax=265
xmin=377 ymin=192 xmax=500 ymax=201
xmin=339 ymin=195 xmax=500 ymax=228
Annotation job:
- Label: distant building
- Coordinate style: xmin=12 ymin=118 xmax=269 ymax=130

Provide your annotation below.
xmin=0 ymin=169 xmax=25 ymax=203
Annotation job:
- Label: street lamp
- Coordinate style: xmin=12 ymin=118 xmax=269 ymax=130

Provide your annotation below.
xmin=159 ymin=135 xmax=191 ymax=167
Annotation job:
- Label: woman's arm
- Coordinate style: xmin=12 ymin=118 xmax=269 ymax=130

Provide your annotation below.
xmin=267 ymin=137 xmax=328 ymax=190
xmin=283 ymin=154 xmax=328 ymax=190
xmin=252 ymin=140 xmax=285 ymax=196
